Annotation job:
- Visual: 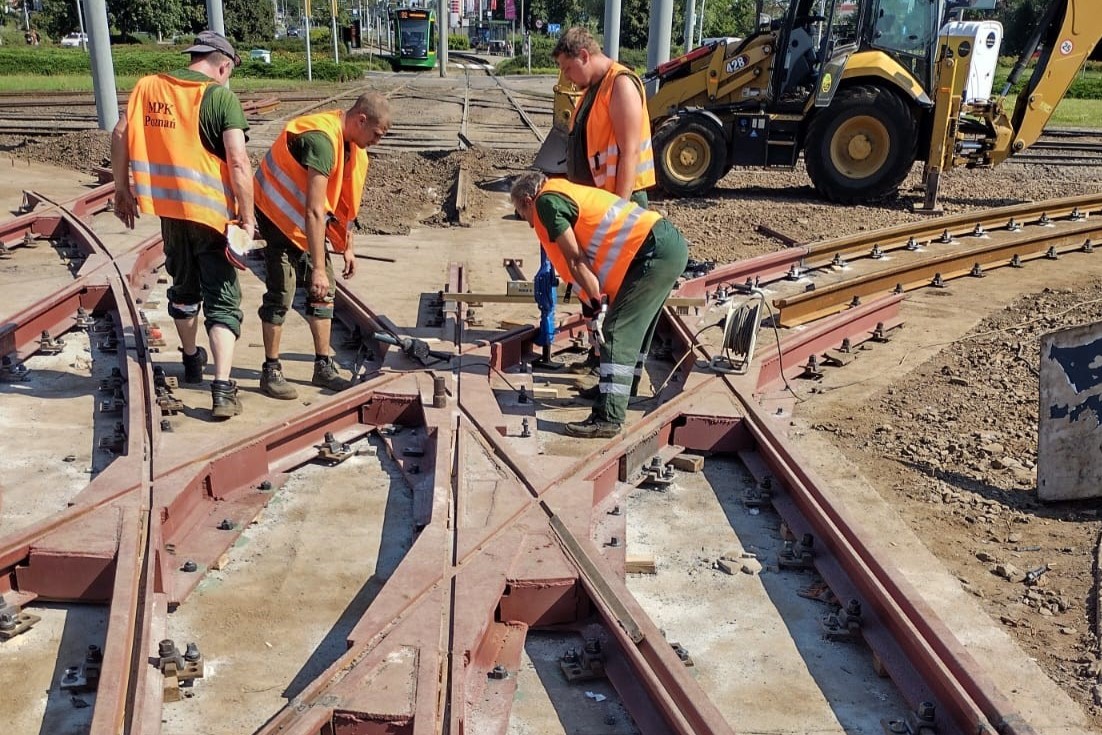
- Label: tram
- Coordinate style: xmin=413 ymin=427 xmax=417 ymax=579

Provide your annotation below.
xmin=392 ymin=6 xmax=436 ymax=70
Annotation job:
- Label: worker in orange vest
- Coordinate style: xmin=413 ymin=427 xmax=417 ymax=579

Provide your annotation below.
xmin=511 ymin=172 xmax=688 ymax=438
xmin=253 ymin=93 xmax=390 ymax=399
xmin=111 ymin=30 xmax=255 ymax=420
xmin=552 ymin=27 xmax=656 ymax=377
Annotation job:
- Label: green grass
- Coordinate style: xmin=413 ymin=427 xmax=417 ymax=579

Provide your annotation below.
xmin=1038 ymin=97 xmax=1102 ymax=129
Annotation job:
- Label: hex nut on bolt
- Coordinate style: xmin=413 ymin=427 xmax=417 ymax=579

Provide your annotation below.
xmin=488 ymin=664 xmax=508 ymax=679
xmin=181 ymin=560 xmax=198 ymax=573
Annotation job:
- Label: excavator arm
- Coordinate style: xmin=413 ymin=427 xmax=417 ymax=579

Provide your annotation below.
xmin=1000 ymin=0 xmax=1102 ymax=159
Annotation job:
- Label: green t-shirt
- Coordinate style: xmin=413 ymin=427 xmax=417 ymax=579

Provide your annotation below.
xmin=286 ymin=127 xmax=355 ymax=177
xmin=535 ymin=191 xmax=579 ymax=241
xmin=168 ymin=69 xmax=249 ymax=160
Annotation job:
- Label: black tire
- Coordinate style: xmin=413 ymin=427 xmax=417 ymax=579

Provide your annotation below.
xmin=654 ymin=115 xmax=728 ymax=198
xmin=804 ymin=84 xmax=917 ymax=204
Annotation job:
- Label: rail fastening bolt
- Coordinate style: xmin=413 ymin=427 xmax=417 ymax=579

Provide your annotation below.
xmin=181 ymin=560 xmax=198 ymax=573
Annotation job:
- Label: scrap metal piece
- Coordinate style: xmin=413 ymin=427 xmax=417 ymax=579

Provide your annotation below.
xmin=59 ymin=645 xmax=103 ymax=692
xmin=778 ymin=533 xmax=815 ymax=570
xmin=881 ymin=701 xmax=938 ymax=734
xmin=560 ymin=639 xmax=606 ymax=683
xmin=641 ymin=456 xmax=676 ymax=489
xmin=820 ymin=599 xmax=863 ymax=641
xmin=0 ymin=595 xmax=41 ymax=640
xmin=38 ymin=329 xmax=65 ymax=355
xmin=318 ymin=432 xmax=353 ymax=465
xmin=0 ymin=355 xmax=29 ymax=383
xmin=670 ymin=642 xmax=694 ymax=667
xmin=98 ymin=422 xmax=126 ymax=453
xmin=158 ymin=639 xmax=204 ymax=703
xmin=743 ymin=476 xmax=773 ymax=507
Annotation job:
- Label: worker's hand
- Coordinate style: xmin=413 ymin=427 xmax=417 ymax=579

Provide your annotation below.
xmin=341 ymin=248 xmax=356 ymax=279
xmin=581 ymin=297 xmax=601 ymax=320
xmin=239 ymin=216 xmax=256 ymax=240
xmin=113 ymin=187 xmax=138 ymax=230
xmin=309 ymin=270 xmax=330 ymax=302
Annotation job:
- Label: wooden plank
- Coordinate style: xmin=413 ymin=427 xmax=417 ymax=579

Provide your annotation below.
xmin=625 ymin=553 xmax=657 ymax=574
xmin=669 ymin=454 xmax=705 ymax=472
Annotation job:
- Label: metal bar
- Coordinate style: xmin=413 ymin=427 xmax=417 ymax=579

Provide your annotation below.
xmin=777 ymin=219 xmax=1102 ymax=326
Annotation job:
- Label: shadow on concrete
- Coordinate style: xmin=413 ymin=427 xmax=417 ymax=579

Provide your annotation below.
xmin=522 ymin=630 xmax=639 ymax=735
xmin=280 ymin=437 xmax=415 ymax=701
xmin=701 ymin=457 xmax=904 ymax=731
xmin=38 ymin=602 xmax=108 ymax=735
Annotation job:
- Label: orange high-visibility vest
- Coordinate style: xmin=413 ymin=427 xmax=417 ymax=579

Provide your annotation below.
xmin=254 ymin=111 xmax=369 ymax=253
xmin=570 ymin=62 xmax=656 ymax=194
xmin=126 ymin=74 xmax=235 ymax=233
xmin=532 ymin=179 xmax=661 ymax=303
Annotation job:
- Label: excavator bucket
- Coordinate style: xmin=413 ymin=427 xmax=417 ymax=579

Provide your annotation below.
xmin=532 ymin=72 xmax=582 ymax=174
xmin=532 ymin=125 xmax=568 ymax=174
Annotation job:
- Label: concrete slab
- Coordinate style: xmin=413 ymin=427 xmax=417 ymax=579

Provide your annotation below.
xmin=161 ymin=437 xmax=413 ymax=734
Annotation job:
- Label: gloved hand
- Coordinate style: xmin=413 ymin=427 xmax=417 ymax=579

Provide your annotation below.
xmin=589 ymin=296 xmax=609 ymax=346
xmin=581 ymin=298 xmax=601 ymax=320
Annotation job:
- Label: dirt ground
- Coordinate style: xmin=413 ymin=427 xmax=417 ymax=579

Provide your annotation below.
xmin=18 ymin=124 xmax=1102 ymax=726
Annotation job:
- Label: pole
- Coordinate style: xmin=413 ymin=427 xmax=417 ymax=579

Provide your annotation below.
xmin=602 ymin=0 xmax=621 ymax=60
xmin=646 ymin=0 xmax=673 ymax=71
xmin=683 ymin=0 xmax=695 ymax=53
xmin=697 ymin=0 xmax=706 ymax=46
xmin=84 ymin=0 xmax=117 ymax=130
xmin=330 ymin=0 xmax=339 ymax=62
xmin=22 ymin=0 xmax=29 ymax=31
xmin=438 ymin=0 xmax=447 ymax=77
xmin=205 ymin=0 xmax=225 ymax=36
xmin=305 ymin=0 xmax=314 ymax=80
xmin=75 ymin=0 xmax=87 ymax=51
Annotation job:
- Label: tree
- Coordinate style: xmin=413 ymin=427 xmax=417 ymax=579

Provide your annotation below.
xmin=107 ymin=0 xmax=185 ymax=40
xmin=37 ymin=0 xmax=81 ymax=40
xmin=224 ymin=0 xmax=275 ymax=42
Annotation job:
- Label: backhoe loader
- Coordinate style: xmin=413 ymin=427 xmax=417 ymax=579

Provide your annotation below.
xmin=538 ymin=0 xmax=1101 ymax=208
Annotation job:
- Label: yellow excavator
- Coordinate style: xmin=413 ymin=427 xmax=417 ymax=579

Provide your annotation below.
xmin=538 ymin=0 xmax=1101 ymax=209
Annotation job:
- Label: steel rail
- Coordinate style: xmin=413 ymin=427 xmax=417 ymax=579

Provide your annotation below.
xmin=660 ymin=305 xmax=1038 ymax=735
xmin=776 ymin=216 xmax=1101 ymax=326
xmin=800 ymin=192 xmax=1102 ymax=269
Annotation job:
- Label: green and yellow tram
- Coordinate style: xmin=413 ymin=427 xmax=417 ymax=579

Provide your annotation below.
xmin=392 ymin=6 xmax=436 ymax=70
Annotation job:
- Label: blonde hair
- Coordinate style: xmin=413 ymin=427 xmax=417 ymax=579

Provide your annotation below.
xmin=552 ymin=27 xmax=601 ymax=59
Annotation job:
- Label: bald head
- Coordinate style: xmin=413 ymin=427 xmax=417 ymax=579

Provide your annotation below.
xmin=345 ymin=92 xmax=391 ymax=149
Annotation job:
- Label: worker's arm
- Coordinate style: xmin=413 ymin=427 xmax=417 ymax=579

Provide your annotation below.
xmin=109 ymin=116 xmax=137 ymax=229
xmin=222 ymin=128 xmax=255 ymax=237
xmin=342 ymin=229 xmax=356 ymax=279
xmin=555 ymin=226 xmax=602 ymax=304
xmin=304 ymin=168 xmax=331 ymax=301
xmin=609 ymin=74 xmax=644 ymax=201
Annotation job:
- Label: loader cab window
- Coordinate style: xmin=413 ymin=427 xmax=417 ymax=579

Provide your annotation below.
xmin=872 ymin=0 xmax=935 ymax=58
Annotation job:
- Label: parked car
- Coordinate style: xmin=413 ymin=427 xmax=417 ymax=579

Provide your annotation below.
xmin=60 ymin=32 xmax=88 ymax=48
xmin=287 ymin=28 xmax=302 ymax=38
xmin=249 ymin=49 xmax=271 ymax=64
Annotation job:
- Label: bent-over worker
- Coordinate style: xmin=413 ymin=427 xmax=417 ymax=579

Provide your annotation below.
xmin=510 ymin=172 xmax=689 ymax=438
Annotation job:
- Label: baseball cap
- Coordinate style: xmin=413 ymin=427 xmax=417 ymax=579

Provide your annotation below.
xmin=184 ymin=30 xmax=241 ymax=67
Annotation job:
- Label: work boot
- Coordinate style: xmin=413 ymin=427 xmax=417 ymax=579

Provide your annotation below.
xmin=312 ymin=356 xmax=351 ymax=392
xmin=576 ymin=382 xmax=600 ymax=400
xmin=260 ymin=360 xmax=298 ymax=400
xmin=565 ymin=414 xmax=622 ymax=439
xmin=568 ymin=350 xmax=600 ymax=375
xmin=181 ymin=346 xmax=208 ymax=384
xmin=210 ymin=379 xmax=242 ymax=420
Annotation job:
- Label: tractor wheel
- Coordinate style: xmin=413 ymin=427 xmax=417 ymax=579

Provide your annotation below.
xmin=804 ymin=84 xmax=917 ymax=204
xmin=654 ymin=115 xmax=728 ymax=198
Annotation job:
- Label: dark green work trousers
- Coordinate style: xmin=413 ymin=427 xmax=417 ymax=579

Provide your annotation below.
xmin=594 ymin=219 xmax=689 ymax=424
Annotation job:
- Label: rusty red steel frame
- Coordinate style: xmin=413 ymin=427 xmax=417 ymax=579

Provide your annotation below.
xmin=0 ymin=191 xmax=1045 ymax=735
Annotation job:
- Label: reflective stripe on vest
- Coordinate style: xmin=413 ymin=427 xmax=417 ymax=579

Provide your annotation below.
xmin=254 ymin=111 xmax=369 ymax=253
xmin=531 ymin=179 xmax=661 ymax=303
xmin=572 ymin=63 xmax=656 ymax=194
xmin=126 ymin=74 xmax=235 ymax=233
